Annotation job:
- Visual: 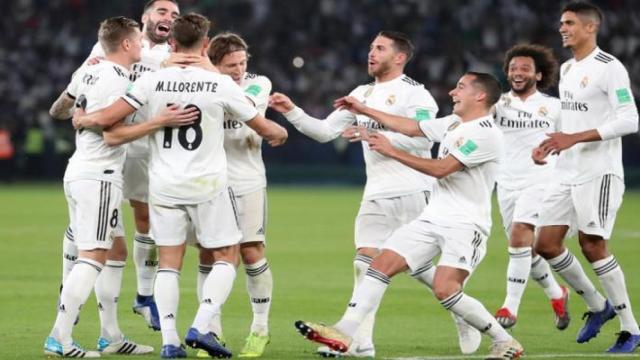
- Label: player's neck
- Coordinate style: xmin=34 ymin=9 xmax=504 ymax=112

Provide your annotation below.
xmin=374 ymin=69 xmax=403 ymax=83
xmin=572 ymin=40 xmax=597 ymax=61
xmin=459 ymin=108 xmax=490 ymax=123
xmin=143 ymin=35 xmax=164 ymax=48
xmin=511 ymin=88 xmax=537 ymax=102
xmin=105 ymin=53 xmax=134 ymax=70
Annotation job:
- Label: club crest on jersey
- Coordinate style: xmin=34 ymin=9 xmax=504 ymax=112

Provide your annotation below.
xmin=454 ymin=137 xmax=465 ymax=148
xmin=386 ymin=94 xmax=396 ymax=106
xmin=580 ymin=76 xmax=589 ymax=88
xmin=364 ymin=87 xmax=373 ymax=98
xmin=501 ymin=95 xmax=511 ymax=107
xmin=538 ymin=106 xmax=548 ymax=117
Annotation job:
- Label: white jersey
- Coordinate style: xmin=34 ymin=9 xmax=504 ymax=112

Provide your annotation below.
xmin=223 ymin=72 xmax=272 ymax=196
xmin=418 ymin=115 xmax=504 ymax=235
xmin=494 ymin=91 xmax=560 ymax=189
xmin=558 ymin=47 xmax=639 ymax=184
xmin=63 ymin=60 xmax=130 ymax=186
xmin=89 ymin=39 xmax=171 ymax=157
xmin=123 ymin=66 xmax=258 ymax=205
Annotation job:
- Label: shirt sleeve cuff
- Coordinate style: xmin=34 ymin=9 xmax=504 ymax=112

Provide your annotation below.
xmin=283 ymin=106 xmax=305 ymax=124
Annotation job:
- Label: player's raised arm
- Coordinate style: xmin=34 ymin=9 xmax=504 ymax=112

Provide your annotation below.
xmin=269 ymin=92 xmax=354 ymax=143
xmin=244 ymin=115 xmax=288 ymax=146
xmin=72 ymin=98 xmax=137 ymax=130
xmin=49 ymin=90 xmax=75 ymax=120
xmin=102 ymin=104 xmax=199 ymax=146
xmin=334 ymin=96 xmax=423 ymax=137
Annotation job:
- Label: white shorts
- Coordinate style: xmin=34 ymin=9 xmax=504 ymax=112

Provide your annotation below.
xmin=112 ymin=210 xmax=125 ymax=238
xmin=123 ymin=156 xmax=149 ymax=203
xmin=497 ymin=184 xmax=547 ymax=233
xmin=538 ymin=174 xmax=624 ymax=239
xmin=150 ymin=188 xmax=242 ymax=249
xmin=65 ymin=180 xmax=123 ymax=251
xmin=354 ymin=191 xmax=430 ymax=249
xmin=383 ymin=220 xmax=487 ymax=274
xmin=235 ymin=188 xmax=267 ymax=244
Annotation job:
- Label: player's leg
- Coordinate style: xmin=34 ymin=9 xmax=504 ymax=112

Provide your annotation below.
xmin=124 ymin=157 xmax=159 ymax=329
xmin=186 ymin=189 xmax=242 ymax=358
xmin=574 ymin=176 xmax=640 ymax=352
xmin=95 ymin=215 xmax=153 ymax=355
xmin=46 ymin=180 xmax=119 ymax=358
xmin=536 ymin=183 xmax=608 ymax=343
xmin=233 ymin=189 xmax=272 ymax=357
xmin=61 ymin=225 xmax=77 ymax=286
xmin=149 ymin=201 xmax=189 ymax=358
xmin=434 ymin=226 xmax=523 ymax=359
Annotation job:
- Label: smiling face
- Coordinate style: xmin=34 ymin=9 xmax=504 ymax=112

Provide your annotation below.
xmin=449 ymin=74 xmax=481 ymax=117
xmin=367 ymin=35 xmax=402 ymax=78
xmin=507 ymin=56 xmax=540 ymax=95
xmin=217 ymin=50 xmax=248 ymax=84
xmin=142 ymin=0 xmax=180 ymax=44
xmin=559 ymin=11 xmax=595 ymax=50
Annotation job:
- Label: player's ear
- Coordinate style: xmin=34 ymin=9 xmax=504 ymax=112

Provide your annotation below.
xmin=169 ymin=37 xmax=177 ymax=52
xmin=141 ymin=12 xmax=149 ymax=26
xmin=536 ymin=72 xmax=542 ymax=82
xmin=201 ymin=37 xmax=210 ymax=56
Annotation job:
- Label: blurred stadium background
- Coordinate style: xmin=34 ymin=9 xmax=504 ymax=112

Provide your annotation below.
xmin=1 ymin=0 xmax=639 ymax=185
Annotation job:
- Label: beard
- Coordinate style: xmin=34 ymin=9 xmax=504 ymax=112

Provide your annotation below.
xmin=368 ymin=60 xmax=392 ymax=78
xmin=510 ymin=77 xmax=537 ymax=95
xmin=145 ymin=19 xmax=169 ymax=44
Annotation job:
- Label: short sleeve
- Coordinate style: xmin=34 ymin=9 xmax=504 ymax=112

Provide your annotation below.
xmin=65 ymin=72 xmax=80 ymax=99
xmin=419 ymin=115 xmax=458 ymax=142
xmin=122 ymin=72 xmax=153 ymax=110
xmin=449 ymin=127 xmax=501 ymax=168
xmin=223 ymin=77 xmax=259 ymax=122
xmin=244 ymin=76 xmax=272 ymax=113
xmin=404 ymin=86 xmax=439 ymax=122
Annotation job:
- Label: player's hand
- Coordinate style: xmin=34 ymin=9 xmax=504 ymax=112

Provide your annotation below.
xmin=72 ymin=108 xmax=86 ymax=129
xmin=86 ymin=56 xmax=105 ymax=66
xmin=268 ymin=93 xmax=295 ymax=113
xmin=341 ymin=125 xmax=370 ymax=143
xmin=539 ymin=132 xmax=577 ymax=154
xmin=532 ymin=146 xmax=550 ymax=165
xmin=266 ymin=123 xmax=288 ymax=146
xmin=153 ymin=104 xmax=199 ymax=127
xmin=366 ymin=132 xmax=396 ymax=157
xmin=334 ymin=96 xmax=366 ymax=114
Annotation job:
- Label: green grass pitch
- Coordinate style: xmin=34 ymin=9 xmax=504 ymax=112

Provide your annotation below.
xmin=1 ymin=184 xmax=639 ymax=359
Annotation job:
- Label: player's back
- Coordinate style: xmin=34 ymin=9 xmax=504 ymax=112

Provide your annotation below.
xmin=124 ymin=66 xmax=258 ymax=205
xmin=64 ymin=60 xmax=130 ymax=185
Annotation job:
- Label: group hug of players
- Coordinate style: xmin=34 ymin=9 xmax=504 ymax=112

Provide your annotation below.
xmin=44 ymin=0 xmax=639 ymax=359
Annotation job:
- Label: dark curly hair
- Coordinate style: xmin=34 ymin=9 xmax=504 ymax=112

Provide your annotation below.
xmin=503 ymin=44 xmax=559 ymax=90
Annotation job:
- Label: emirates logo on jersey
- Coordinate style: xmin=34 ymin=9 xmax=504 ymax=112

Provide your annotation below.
xmin=386 ymin=94 xmax=396 ymax=106
xmin=538 ymin=106 xmax=548 ymax=117
xmin=580 ymin=76 xmax=589 ymax=88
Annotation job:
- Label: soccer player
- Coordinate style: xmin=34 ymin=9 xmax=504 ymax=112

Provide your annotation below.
xmin=73 ymin=14 xmax=287 ymax=359
xmin=270 ymin=31 xmax=481 ymax=356
xmin=60 ymin=0 xmax=182 ymax=331
xmin=492 ymin=44 xmax=570 ymax=330
xmin=190 ymin=32 xmax=274 ymax=358
xmin=296 ymin=72 xmax=525 ymax=359
xmin=44 ymin=16 xmax=184 ymax=358
xmin=532 ymin=2 xmax=640 ymax=353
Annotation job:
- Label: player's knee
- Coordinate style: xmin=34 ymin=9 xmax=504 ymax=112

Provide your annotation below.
xmin=579 ymin=236 xmax=608 ymax=262
xmin=240 ymin=242 xmax=264 ymax=264
xmin=432 ymin=281 xmax=460 ymax=301
xmin=213 ymin=244 xmax=240 ymax=266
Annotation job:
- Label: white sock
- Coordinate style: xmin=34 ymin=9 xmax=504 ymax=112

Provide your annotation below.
xmin=441 ymin=291 xmax=511 ymax=342
xmin=548 ymin=249 xmax=605 ymax=312
xmin=61 ymin=227 xmax=77 ymax=284
xmin=335 ymin=268 xmax=390 ymax=338
xmin=155 ymin=268 xmax=181 ymax=346
xmin=350 ymin=255 xmax=374 ymax=345
xmin=95 ymin=260 xmax=125 ymax=341
xmin=50 ymin=258 xmax=103 ymax=346
xmin=197 ymin=264 xmax=223 ymax=336
xmin=192 ymin=262 xmax=236 ymax=334
xmin=593 ymin=256 xmax=640 ymax=334
xmin=245 ymin=258 xmax=273 ymax=336
xmin=502 ymin=247 xmax=532 ymax=315
xmin=133 ymin=232 xmax=157 ymax=296
xmin=530 ymin=255 xmax=563 ymax=299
